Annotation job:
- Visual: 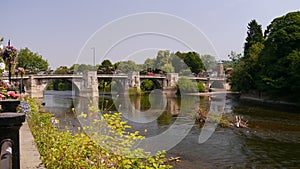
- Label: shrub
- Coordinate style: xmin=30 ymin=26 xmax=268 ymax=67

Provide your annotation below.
xmin=197 ymin=81 xmax=206 ymax=92
xmin=141 ymin=79 xmax=154 ymax=91
xmin=177 ymin=77 xmax=198 ymax=94
xmin=23 ymin=98 xmax=172 ymax=169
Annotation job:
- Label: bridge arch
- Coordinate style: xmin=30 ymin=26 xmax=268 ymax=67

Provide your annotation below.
xmin=140 ymin=79 xmax=163 ymax=91
xmin=210 ymin=80 xmax=225 ymax=89
xmin=24 ymin=76 xmax=82 ymax=98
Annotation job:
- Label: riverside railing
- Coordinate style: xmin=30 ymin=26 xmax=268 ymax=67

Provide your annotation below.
xmin=0 ymin=139 xmax=13 ymax=169
xmin=0 ymin=112 xmax=25 ymax=169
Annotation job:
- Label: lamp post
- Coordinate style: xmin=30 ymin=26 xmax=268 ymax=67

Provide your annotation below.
xmin=91 ymin=47 xmax=96 ymax=70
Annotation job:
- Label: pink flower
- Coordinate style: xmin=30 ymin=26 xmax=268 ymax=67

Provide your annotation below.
xmin=0 ymin=94 xmax=5 ymax=99
xmin=6 ymin=91 xmax=19 ymax=98
xmin=6 ymin=91 xmax=14 ymax=97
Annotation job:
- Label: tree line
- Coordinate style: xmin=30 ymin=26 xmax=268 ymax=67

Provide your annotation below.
xmin=230 ymin=11 xmax=300 ymax=102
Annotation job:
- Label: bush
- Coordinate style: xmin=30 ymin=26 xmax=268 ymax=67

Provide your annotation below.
xmin=24 ymin=98 xmax=172 ymax=169
xmin=177 ymin=77 xmax=198 ymax=93
xmin=128 ymin=87 xmax=141 ymax=95
xmin=197 ymin=81 xmax=206 ymax=92
xmin=141 ymin=79 xmax=154 ymax=91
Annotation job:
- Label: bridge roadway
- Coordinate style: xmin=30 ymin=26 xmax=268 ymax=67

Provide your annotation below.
xmin=5 ymin=73 xmax=223 ymax=81
xmin=3 ymin=72 xmax=226 ymax=98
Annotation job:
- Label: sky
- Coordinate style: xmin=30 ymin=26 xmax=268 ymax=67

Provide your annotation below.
xmin=1 ymin=0 xmax=299 ymax=69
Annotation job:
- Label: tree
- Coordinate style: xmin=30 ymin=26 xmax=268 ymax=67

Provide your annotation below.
xmin=54 ymin=66 xmax=70 ymax=74
xmin=70 ymin=64 xmax=95 ymax=73
xmin=116 ymin=60 xmax=140 ymax=73
xmin=183 ymin=52 xmax=205 ymax=74
xmin=257 ymin=11 xmax=300 ymax=100
xmin=244 ymin=20 xmax=264 ymax=58
xmin=200 ymin=54 xmax=217 ymax=71
xmin=154 ymin=50 xmax=170 ymax=68
xmin=230 ymin=20 xmax=264 ymax=92
xmin=142 ymin=58 xmax=155 ymax=70
xmin=161 ymin=63 xmax=174 ymax=73
xmin=170 ymin=53 xmax=187 ymax=73
xmin=141 ymin=79 xmax=154 ymax=91
xmin=98 ymin=60 xmax=114 ymax=74
xmin=174 ymin=51 xmax=205 ymax=75
xmin=177 ymin=77 xmax=198 ymax=94
xmin=230 ymin=11 xmax=300 ymax=102
xmin=17 ymin=48 xmax=49 ymax=74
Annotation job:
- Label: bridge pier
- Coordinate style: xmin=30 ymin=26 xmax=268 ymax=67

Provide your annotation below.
xmin=79 ymin=71 xmax=99 ymax=97
xmin=166 ymin=73 xmax=178 ymax=89
xmin=27 ymin=75 xmax=46 ymax=98
xmin=128 ymin=72 xmax=140 ymax=90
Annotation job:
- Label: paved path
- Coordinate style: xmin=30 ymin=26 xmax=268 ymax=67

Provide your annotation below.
xmin=20 ymin=120 xmax=45 ymax=169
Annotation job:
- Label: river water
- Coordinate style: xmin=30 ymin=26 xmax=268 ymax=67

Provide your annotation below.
xmin=43 ymin=90 xmax=300 ymax=168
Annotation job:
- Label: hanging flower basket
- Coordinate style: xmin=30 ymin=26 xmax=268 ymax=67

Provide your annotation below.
xmin=0 ymin=41 xmax=18 ymax=82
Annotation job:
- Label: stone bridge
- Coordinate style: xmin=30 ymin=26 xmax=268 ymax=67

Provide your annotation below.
xmin=6 ymin=71 xmax=227 ymax=98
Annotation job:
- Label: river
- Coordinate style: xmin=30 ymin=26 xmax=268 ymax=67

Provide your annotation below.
xmin=42 ymin=90 xmax=300 ymax=168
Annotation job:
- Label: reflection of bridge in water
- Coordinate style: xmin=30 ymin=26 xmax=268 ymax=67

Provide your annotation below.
xmin=6 ymin=71 xmax=227 ymax=98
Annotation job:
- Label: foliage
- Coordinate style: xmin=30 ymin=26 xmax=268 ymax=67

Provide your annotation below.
xmin=17 ymin=48 xmax=49 ymax=74
xmin=141 ymin=79 xmax=155 ymax=91
xmin=176 ymin=77 xmax=198 ymax=94
xmin=200 ymin=54 xmax=217 ymax=71
xmin=244 ymin=20 xmax=264 ymax=58
xmin=175 ymin=51 xmax=205 ymax=74
xmin=230 ymin=11 xmax=300 ymax=102
xmin=71 ymin=64 xmax=95 ymax=73
xmin=46 ymin=79 xmax=72 ymax=91
xmin=54 ymin=66 xmax=70 ymax=74
xmin=142 ymin=58 xmax=155 ymax=70
xmin=170 ymin=53 xmax=187 ymax=73
xmin=25 ymin=98 xmax=172 ymax=169
xmin=99 ymin=80 xmax=112 ymax=92
xmin=161 ymin=63 xmax=174 ymax=73
xmin=116 ymin=60 xmax=140 ymax=73
xmin=155 ymin=50 xmax=171 ymax=68
xmin=197 ymin=81 xmax=206 ymax=92
xmin=98 ymin=60 xmax=114 ymax=74
xmin=0 ymin=39 xmax=18 ymax=82
xmin=128 ymin=87 xmax=142 ymax=95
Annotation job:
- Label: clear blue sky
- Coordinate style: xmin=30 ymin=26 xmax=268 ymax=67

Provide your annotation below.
xmin=1 ymin=0 xmax=299 ymax=69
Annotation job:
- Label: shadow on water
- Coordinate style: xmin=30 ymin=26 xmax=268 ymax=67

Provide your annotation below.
xmin=43 ymin=90 xmax=300 ymax=169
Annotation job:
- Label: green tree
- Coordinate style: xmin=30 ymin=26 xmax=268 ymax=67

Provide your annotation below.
xmin=142 ymin=58 xmax=155 ymax=70
xmin=70 ymin=64 xmax=95 ymax=73
xmin=200 ymin=54 xmax=217 ymax=71
xmin=244 ymin=20 xmax=264 ymax=58
xmin=98 ymin=60 xmax=114 ymax=74
xmin=174 ymin=51 xmax=205 ymax=75
xmin=161 ymin=63 xmax=174 ymax=73
xmin=154 ymin=50 xmax=170 ymax=68
xmin=257 ymin=11 xmax=300 ymax=100
xmin=54 ymin=66 xmax=70 ymax=74
xmin=183 ymin=52 xmax=205 ymax=74
xmin=170 ymin=53 xmax=188 ymax=73
xmin=17 ymin=48 xmax=49 ymax=74
xmin=141 ymin=79 xmax=154 ymax=91
xmin=116 ymin=60 xmax=140 ymax=73
xmin=230 ymin=19 xmax=264 ymax=92
xmin=177 ymin=77 xmax=198 ymax=94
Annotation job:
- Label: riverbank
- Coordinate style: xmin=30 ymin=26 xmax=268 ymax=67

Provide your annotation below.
xmin=239 ymin=94 xmax=300 ymax=108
